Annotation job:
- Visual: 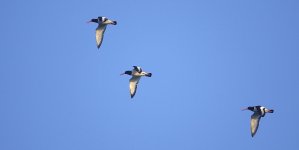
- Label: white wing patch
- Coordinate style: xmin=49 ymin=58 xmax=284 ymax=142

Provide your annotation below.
xmin=250 ymin=112 xmax=261 ymax=137
xmin=133 ymin=66 xmax=142 ymax=73
xmin=129 ymin=76 xmax=141 ymax=98
xmin=95 ymin=24 xmax=107 ymax=49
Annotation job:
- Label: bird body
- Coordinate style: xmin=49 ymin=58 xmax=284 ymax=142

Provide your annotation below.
xmin=121 ymin=66 xmax=152 ymax=98
xmin=243 ymin=106 xmax=274 ymax=137
xmin=88 ymin=16 xmax=117 ymax=49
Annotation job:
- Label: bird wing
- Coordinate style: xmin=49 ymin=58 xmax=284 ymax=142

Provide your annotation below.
xmin=129 ymin=76 xmax=141 ymax=98
xmin=250 ymin=112 xmax=262 ymax=137
xmin=133 ymin=66 xmax=142 ymax=73
xmin=95 ymin=24 xmax=107 ymax=49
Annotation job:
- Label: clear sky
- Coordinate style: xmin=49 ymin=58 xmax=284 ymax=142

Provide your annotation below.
xmin=1 ymin=0 xmax=299 ymax=150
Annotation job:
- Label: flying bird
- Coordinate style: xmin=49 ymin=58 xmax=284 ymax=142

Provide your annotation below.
xmin=87 ymin=16 xmax=117 ymax=49
xmin=242 ymin=106 xmax=274 ymax=137
xmin=121 ymin=66 xmax=152 ymax=98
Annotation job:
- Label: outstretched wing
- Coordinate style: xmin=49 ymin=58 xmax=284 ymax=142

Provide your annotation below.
xmin=129 ymin=76 xmax=141 ymax=98
xmin=251 ymin=112 xmax=262 ymax=137
xmin=95 ymin=24 xmax=107 ymax=49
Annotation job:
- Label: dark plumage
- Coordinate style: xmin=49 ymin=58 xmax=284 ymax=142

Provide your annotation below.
xmin=121 ymin=66 xmax=152 ymax=98
xmin=242 ymin=105 xmax=274 ymax=137
xmin=87 ymin=16 xmax=117 ymax=49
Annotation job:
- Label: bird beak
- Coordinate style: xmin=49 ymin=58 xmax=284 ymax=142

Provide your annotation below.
xmin=120 ymin=73 xmax=125 ymax=75
xmin=86 ymin=21 xmax=92 ymax=23
xmin=241 ymin=107 xmax=248 ymax=111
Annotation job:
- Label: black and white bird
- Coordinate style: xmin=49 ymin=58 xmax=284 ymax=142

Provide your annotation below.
xmin=242 ymin=106 xmax=274 ymax=137
xmin=120 ymin=66 xmax=152 ymax=98
xmin=87 ymin=16 xmax=117 ymax=49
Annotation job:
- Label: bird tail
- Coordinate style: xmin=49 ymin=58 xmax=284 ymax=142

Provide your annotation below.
xmin=145 ymin=73 xmax=152 ymax=77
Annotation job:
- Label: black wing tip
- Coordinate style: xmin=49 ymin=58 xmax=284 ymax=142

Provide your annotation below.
xmin=130 ymin=89 xmax=137 ymax=98
xmin=130 ymin=94 xmax=135 ymax=98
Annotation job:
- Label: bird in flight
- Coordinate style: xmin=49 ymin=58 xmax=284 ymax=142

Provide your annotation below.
xmin=87 ymin=16 xmax=117 ymax=49
xmin=242 ymin=105 xmax=274 ymax=137
xmin=121 ymin=66 xmax=152 ymax=98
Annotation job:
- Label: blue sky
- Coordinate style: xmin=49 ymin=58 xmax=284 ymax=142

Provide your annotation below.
xmin=1 ymin=0 xmax=299 ymax=149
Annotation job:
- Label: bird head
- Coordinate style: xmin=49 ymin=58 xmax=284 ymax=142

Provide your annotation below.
xmin=241 ymin=106 xmax=254 ymax=111
xmin=120 ymin=71 xmax=132 ymax=76
xmin=87 ymin=18 xmax=99 ymax=23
